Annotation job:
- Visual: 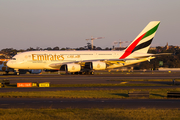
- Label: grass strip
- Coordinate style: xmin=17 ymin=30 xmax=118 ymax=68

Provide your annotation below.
xmin=0 ymin=108 xmax=180 ymax=120
xmin=109 ymin=79 xmax=180 ymax=82
xmin=95 ymin=71 xmax=180 ymax=74
xmin=50 ymin=83 xmax=169 ymax=87
xmin=1 ymin=88 xmax=180 ymax=99
xmin=3 ymin=83 xmax=169 ymax=88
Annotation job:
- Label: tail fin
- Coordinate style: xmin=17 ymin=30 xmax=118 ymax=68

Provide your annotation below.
xmin=120 ymin=21 xmax=160 ymax=59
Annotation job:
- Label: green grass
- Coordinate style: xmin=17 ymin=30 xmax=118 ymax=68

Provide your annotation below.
xmin=109 ymin=79 xmax=180 ymax=82
xmin=0 ymin=108 xmax=180 ymax=120
xmin=94 ymin=71 xmax=180 ymax=75
xmin=50 ymin=83 xmax=169 ymax=87
xmin=1 ymin=88 xmax=180 ymax=99
xmin=3 ymin=82 xmax=169 ymax=88
xmin=1 ymin=78 xmax=179 ymax=88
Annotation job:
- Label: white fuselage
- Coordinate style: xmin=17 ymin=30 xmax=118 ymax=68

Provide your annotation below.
xmin=7 ymin=50 xmax=154 ymax=70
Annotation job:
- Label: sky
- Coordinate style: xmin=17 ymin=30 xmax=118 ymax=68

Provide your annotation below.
xmin=0 ymin=0 xmax=180 ymax=50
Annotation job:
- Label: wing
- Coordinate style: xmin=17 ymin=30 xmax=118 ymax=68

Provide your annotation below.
xmin=49 ymin=53 xmax=171 ymax=69
xmin=48 ymin=58 xmax=137 ymax=69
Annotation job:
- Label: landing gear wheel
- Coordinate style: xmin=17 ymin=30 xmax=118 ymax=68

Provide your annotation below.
xmin=5 ymin=71 xmax=9 ymax=74
xmin=75 ymin=72 xmax=79 ymax=75
xmin=90 ymin=71 xmax=94 ymax=75
xmin=78 ymin=72 xmax=82 ymax=75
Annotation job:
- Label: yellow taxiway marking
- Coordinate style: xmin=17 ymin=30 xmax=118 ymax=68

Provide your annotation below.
xmin=120 ymin=82 xmax=128 ymax=84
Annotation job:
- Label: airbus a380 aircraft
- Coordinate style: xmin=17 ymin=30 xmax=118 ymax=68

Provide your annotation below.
xmin=7 ymin=21 xmax=167 ymax=75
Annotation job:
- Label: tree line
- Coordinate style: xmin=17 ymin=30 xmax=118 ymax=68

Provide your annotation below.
xmin=135 ymin=46 xmax=180 ymax=70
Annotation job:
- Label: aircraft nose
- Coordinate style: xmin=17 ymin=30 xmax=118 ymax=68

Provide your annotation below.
xmin=7 ymin=60 xmax=14 ymax=68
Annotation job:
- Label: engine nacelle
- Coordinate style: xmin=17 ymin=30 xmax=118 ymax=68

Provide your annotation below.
xmin=61 ymin=64 xmax=81 ymax=72
xmin=92 ymin=61 xmax=106 ymax=70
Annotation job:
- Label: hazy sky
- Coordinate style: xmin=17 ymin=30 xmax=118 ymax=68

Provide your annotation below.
xmin=0 ymin=0 xmax=179 ymax=50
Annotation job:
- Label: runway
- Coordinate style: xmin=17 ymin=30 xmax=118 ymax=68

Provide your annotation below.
xmin=1 ymin=73 xmax=180 ymax=85
xmin=1 ymin=98 xmax=180 ymax=109
xmin=1 ymin=73 xmax=180 ymax=109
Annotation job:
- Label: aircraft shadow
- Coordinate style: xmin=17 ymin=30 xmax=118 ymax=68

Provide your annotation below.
xmin=111 ymin=93 xmax=129 ymax=97
xmin=150 ymin=94 xmax=166 ymax=97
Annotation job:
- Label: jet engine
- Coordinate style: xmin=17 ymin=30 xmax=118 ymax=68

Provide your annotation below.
xmin=60 ymin=64 xmax=81 ymax=72
xmin=85 ymin=61 xmax=107 ymax=70
xmin=92 ymin=61 xmax=106 ymax=70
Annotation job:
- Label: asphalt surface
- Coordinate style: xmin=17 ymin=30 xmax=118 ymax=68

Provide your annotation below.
xmin=1 ymin=73 xmax=180 ymax=109
xmin=0 ymin=73 xmax=180 ymax=85
xmin=1 ymin=98 xmax=180 ymax=109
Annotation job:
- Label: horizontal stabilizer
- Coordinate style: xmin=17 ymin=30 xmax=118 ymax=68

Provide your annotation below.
xmin=133 ymin=53 xmax=172 ymax=59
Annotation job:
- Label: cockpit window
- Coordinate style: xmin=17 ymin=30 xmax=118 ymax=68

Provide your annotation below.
xmin=11 ymin=58 xmax=16 ymax=60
